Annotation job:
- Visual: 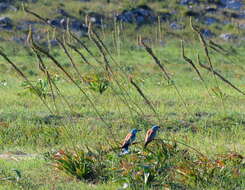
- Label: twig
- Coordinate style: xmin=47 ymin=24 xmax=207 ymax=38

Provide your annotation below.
xmin=197 ymin=55 xmax=245 ymax=96
xmin=142 ymin=41 xmax=191 ymax=115
xmin=130 ymin=77 xmax=160 ymax=122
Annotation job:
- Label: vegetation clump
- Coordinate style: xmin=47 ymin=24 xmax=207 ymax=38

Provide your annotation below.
xmin=48 ymin=141 xmax=245 ymax=189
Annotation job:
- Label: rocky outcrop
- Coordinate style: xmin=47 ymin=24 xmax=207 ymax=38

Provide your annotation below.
xmin=116 ymin=5 xmax=156 ymax=26
xmin=170 ymin=22 xmax=184 ymax=30
xmin=219 ymin=0 xmax=243 ymax=10
xmin=0 ymin=17 xmax=13 ymax=30
xmin=0 ymin=2 xmax=17 ymax=12
xmin=47 ymin=17 xmax=88 ymax=33
xmin=200 ymin=29 xmax=215 ymax=38
xmin=180 ymin=0 xmax=199 ymax=5
xmin=219 ymin=33 xmax=237 ymax=41
xmin=87 ymin=12 xmax=105 ymax=26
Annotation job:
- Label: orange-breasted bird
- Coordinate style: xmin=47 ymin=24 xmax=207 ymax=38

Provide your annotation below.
xmin=144 ymin=125 xmax=160 ymax=148
xmin=121 ymin=129 xmax=141 ymax=152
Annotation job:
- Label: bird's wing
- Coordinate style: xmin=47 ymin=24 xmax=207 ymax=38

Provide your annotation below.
xmin=122 ymin=133 xmax=132 ymax=148
xmin=145 ymin=129 xmax=154 ymax=143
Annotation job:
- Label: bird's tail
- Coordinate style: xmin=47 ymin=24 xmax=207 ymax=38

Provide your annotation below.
xmin=121 ymin=144 xmax=128 ymax=150
xmin=144 ymin=141 xmax=150 ymax=149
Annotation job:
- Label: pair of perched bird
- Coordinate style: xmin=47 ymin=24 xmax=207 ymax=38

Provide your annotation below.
xmin=121 ymin=125 xmax=160 ymax=152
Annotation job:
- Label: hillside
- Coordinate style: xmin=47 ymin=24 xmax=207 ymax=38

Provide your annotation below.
xmin=0 ymin=0 xmax=244 ymax=45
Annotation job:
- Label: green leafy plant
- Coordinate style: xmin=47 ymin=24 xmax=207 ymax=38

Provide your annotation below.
xmin=51 ymin=148 xmax=108 ymax=182
xmin=20 ymin=76 xmax=60 ymax=98
xmin=52 ymin=149 xmax=95 ymax=181
xmin=84 ymin=74 xmax=110 ymax=94
xmin=21 ymin=79 xmax=49 ymax=98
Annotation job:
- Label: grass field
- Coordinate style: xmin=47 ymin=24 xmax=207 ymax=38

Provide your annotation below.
xmin=0 ymin=7 xmax=245 ymax=189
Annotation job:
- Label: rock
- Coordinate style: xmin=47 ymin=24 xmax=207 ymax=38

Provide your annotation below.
xmin=48 ymin=17 xmax=87 ymax=32
xmin=184 ymin=10 xmax=200 ymax=17
xmin=0 ymin=17 xmax=12 ymax=24
xmin=116 ymin=5 xmax=156 ymax=26
xmin=11 ymin=37 xmax=26 ymax=44
xmin=180 ymin=0 xmax=199 ymax=5
xmin=49 ymin=40 xmax=59 ymax=47
xmin=220 ymin=0 xmax=243 ymax=10
xmin=159 ymin=12 xmax=172 ymax=21
xmin=16 ymin=20 xmax=40 ymax=31
xmin=219 ymin=33 xmax=237 ymax=40
xmin=0 ymin=3 xmax=9 ymax=12
xmin=239 ymin=23 xmax=245 ymax=30
xmin=87 ymin=12 xmax=104 ymax=26
xmin=203 ymin=17 xmax=219 ymax=25
xmin=44 ymin=39 xmax=59 ymax=47
xmin=233 ymin=13 xmax=245 ymax=19
xmin=200 ymin=29 xmax=215 ymax=38
xmin=223 ymin=11 xmax=245 ymax=19
xmin=11 ymin=32 xmax=47 ymax=45
xmin=48 ymin=18 xmax=63 ymax=28
xmin=70 ymin=19 xmax=88 ymax=32
xmin=57 ymin=8 xmax=72 ymax=18
xmin=49 ymin=17 xmax=69 ymax=28
xmin=170 ymin=22 xmax=184 ymax=30
xmin=0 ymin=17 xmax=13 ymax=30
xmin=205 ymin=7 xmax=217 ymax=13
xmin=0 ymin=3 xmax=17 ymax=12
xmin=223 ymin=20 xmax=230 ymax=25
xmin=117 ymin=11 xmax=134 ymax=23
xmin=235 ymin=13 xmax=245 ymax=19
xmin=32 ymin=33 xmax=45 ymax=42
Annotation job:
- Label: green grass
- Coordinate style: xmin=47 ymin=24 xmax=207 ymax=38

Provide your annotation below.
xmin=0 ymin=12 xmax=245 ymax=188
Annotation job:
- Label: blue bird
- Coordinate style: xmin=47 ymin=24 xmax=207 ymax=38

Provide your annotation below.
xmin=121 ymin=129 xmax=141 ymax=151
xmin=144 ymin=125 xmax=160 ymax=148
